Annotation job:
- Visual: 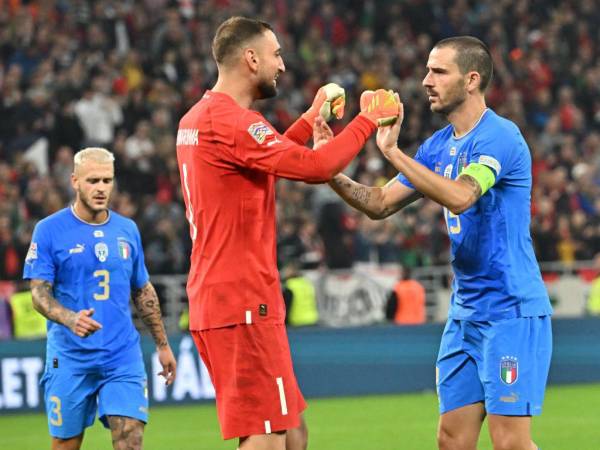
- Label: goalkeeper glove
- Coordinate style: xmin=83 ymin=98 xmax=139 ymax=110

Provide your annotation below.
xmin=302 ymin=82 xmax=346 ymax=125
xmin=359 ymin=89 xmax=400 ymax=126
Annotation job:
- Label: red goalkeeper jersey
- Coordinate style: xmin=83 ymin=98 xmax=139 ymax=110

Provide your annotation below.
xmin=176 ymin=90 xmax=374 ymax=330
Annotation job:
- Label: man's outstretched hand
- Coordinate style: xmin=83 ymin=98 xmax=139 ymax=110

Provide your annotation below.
xmin=360 ymin=89 xmax=401 ymax=127
xmin=302 ymin=83 xmax=346 ymax=125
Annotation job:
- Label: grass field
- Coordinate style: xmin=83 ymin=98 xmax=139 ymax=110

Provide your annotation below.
xmin=1 ymin=383 xmax=599 ymax=450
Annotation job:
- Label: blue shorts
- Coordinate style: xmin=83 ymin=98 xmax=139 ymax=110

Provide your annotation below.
xmin=436 ymin=316 xmax=552 ymax=416
xmin=40 ymin=360 xmax=148 ymax=439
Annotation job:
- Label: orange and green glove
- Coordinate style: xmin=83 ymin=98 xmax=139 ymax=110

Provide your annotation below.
xmin=360 ymin=89 xmax=400 ymax=126
xmin=302 ymin=82 xmax=346 ymax=125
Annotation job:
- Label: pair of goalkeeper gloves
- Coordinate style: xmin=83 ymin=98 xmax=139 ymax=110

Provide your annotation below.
xmin=301 ymin=82 xmax=401 ymax=127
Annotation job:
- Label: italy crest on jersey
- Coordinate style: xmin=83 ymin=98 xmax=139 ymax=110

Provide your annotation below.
xmin=247 ymin=121 xmax=274 ymax=144
xmin=500 ymin=356 xmax=518 ymax=385
xmin=95 ymin=242 xmax=109 ymax=262
xmin=118 ymin=239 xmax=130 ymax=259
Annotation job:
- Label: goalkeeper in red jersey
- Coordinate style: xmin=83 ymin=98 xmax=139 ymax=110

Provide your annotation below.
xmin=175 ymin=15 xmax=399 ymax=450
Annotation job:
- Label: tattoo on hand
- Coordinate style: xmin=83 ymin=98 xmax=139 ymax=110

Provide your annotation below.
xmin=132 ymin=283 xmax=168 ymax=348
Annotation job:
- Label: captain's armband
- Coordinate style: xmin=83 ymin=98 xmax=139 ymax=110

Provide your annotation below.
xmin=459 ymin=163 xmax=496 ymax=195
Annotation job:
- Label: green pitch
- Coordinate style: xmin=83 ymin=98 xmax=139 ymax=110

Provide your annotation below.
xmin=2 ymin=383 xmax=599 ymax=449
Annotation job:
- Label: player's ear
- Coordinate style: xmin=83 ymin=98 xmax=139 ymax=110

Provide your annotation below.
xmin=466 ymin=71 xmax=481 ymax=94
xmin=70 ymin=173 xmax=78 ymax=190
xmin=244 ymin=48 xmax=259 ymax=73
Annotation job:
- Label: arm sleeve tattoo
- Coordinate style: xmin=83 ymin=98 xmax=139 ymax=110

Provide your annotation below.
xmin=457 ymin=174 xmax=483 ymax=203
xmin=329 ymin=176 xmax=376 ymax=211
xmin=30 ymin=279 xmax=76 ymax=328
xmin=132 ymin=282 xmax=169 ymax=348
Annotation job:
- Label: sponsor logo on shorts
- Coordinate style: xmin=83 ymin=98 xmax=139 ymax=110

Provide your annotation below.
xmin=259 ymin=304 xmax=268 ymax=316
xmin=500 ymin=356 xmax=518 ymax=385
xmin=500 ymin=392 xmax=519 ymax=403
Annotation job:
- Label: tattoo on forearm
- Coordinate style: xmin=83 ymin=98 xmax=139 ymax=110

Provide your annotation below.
xmin=108 ymin=416 xmax=144 ymax=450
xmin=30 ymin=280 xmax=75 ymax=328
xmin=331 ymin=177 xmax=372 ymax=207
xmin=132 ymin=283 xmax=168 ymax=348
xmin=350 ymin=186 xmax=372 ymax=206
xmin=459 ymin=174 xmax=483 ymax=201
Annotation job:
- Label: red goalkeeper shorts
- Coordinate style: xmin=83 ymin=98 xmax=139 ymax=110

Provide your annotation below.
xmin=191 ymin=323 xmax=307 ymax=440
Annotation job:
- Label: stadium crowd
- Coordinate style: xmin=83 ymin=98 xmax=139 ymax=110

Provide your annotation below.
xmin=1 ymin=0 xmax=600 ymax=280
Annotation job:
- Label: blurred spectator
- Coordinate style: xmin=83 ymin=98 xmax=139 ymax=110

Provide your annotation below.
xmin=587 ymin=254 xmax=600 ymax=316
xmin=282 ymin=262 xmax=319 ymax=327
xmin=9 ymin=282 xmax=46 ymax=339
xmin=385 ymin=266 xmax=426 ymax=325
xmin=0 ymin=0 xmax=600 ymax=277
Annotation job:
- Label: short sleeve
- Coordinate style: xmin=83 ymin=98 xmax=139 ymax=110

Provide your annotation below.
xmin=469 ymin=127 xmax=516 ymax=184
xmin=396 ymin=140 xmax=433 ymax=189
xmin=130 ymin=224 xmax=150 ymax=290
xmin=23 ymin=222 xmax=55 ymax=282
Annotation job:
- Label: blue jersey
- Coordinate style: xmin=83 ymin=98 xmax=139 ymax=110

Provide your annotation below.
xmin=398 ymin=109 xmax=552 ymax=320
xmin=23 ymin=207 xmax=149 ymax=370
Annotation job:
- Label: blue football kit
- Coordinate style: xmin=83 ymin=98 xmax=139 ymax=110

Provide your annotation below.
xmin=23 ymin=207 xmax=150 ymax=438
xmin=398 ymin=109 xmax=553 ymax=415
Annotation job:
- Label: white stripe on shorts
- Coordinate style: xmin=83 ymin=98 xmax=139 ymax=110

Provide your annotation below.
xmin=245 ymin=310 xmax=252 ymax=324
xmin=264 ymin=420 xmax=271 ymax=434
xmin=276 ymin=377 xmax=288 ymax=416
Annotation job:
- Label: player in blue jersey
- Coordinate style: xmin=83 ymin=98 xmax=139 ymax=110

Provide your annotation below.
xmin=23 ymin=147 xmax=177 ymax=450
xmin=329 ymin=37 xmax=552 ymax=450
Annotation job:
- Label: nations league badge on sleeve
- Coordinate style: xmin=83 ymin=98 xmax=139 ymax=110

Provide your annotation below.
xmin=25 ymin=242 xmax=38 ymax=263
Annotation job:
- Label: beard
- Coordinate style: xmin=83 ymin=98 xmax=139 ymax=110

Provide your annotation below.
xmin=430 ymin=81 xmax=467 ymax=116
xmin=257 ymin=78 xmax=278 ymax=99
xmin=78 ymin=188 xmax=109 ymax=214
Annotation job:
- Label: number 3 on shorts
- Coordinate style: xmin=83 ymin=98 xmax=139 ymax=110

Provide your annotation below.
xmin=49 ymin=395 xmax=63 ymax=426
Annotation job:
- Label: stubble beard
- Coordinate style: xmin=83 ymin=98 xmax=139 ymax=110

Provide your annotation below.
xmin=431 ymin=83 xmax=467 ymax=117
xmin=257 ymin=79 xmax=278 ymax=99
xmin=78 ymin=189 xmax=109 ymax=217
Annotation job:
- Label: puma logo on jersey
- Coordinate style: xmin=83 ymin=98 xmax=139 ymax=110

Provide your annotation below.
xmin=266 ymin=137 xmax=282 ymax=147
xmin=69 ymin=244 xmax=85 ymax=254
xmin=177 ymin=128 xmax=199 ymax=146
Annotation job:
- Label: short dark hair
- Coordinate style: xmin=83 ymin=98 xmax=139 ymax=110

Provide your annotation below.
xmin=212 ymin=16 xmax=273 ymax=65
xmin=434 ymin=36 xmax=493 ymax=92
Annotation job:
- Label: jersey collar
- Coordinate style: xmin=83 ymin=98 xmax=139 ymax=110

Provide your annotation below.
xmin=452 ymin=108 xmax=489 ymax=140
xmin=70 ymin=205 xmax=111 ymax=226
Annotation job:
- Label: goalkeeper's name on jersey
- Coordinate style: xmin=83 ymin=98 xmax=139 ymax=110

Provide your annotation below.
xmin=177 ymin=128 xmax=199 ymax=146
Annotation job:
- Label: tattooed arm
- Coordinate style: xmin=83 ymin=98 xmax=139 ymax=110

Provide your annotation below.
xmin=376 ymin=120 xmax=484 ymax=215
xmin=329 ymin=173 xmax=422 ymax=220
xmin=132 ymin=282 xmax=169 ymax=347
xmin=132 ymin=282 xmax=176 ymax=385
xmin=30 ymin=279 xmax=102 ymax=337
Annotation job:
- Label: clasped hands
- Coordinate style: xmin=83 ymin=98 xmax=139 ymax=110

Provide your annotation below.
xmin=306 ymin=82 xmax=404 ymax=158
